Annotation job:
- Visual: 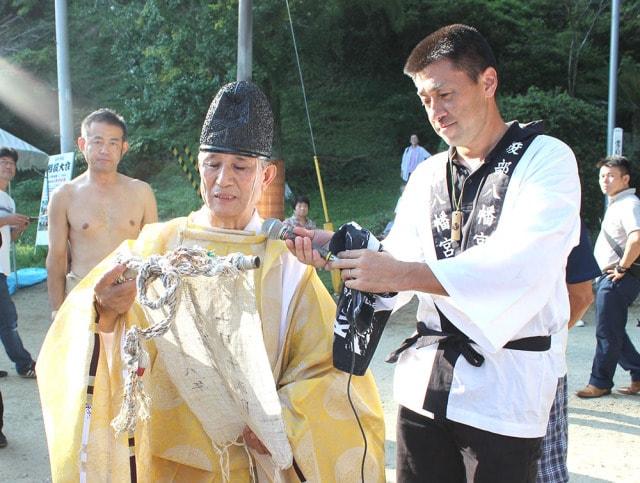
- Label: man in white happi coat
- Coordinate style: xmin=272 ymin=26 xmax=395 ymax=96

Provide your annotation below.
xmin=288 ymin=24 xmax=580 ymax=483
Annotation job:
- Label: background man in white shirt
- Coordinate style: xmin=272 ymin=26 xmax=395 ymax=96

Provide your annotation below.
xmin=0 ymin=147 xmax=35 ymax=380
xmin=577 ymin=155 xmax=640 ymax=398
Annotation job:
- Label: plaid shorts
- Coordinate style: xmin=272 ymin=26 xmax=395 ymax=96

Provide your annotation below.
xmin=537 ymin=375 xmax=569 ymax=483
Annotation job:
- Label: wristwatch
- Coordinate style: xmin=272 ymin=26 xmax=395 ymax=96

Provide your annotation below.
xmin=615 ymin=264 xmax=629 ymax=274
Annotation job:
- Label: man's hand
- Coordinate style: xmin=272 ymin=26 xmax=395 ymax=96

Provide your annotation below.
xmin=242 ymin=426 xmax=270 ymax=455
xmin=329 ymin=249 xmax=448 ymax=296
xmin=608 ymin=231 xmax=640 ymax=282
xmin=284 ymin=227 xmax=334 ymax=269
xmin=328 ymin=249 xmax=407 ymax=293
xmin=94 ymin=264 xmax=137 ymax=332
xmin=606 ymin=266 xmax=626 ymax=282
xmin=2 ymin=213 xmax=30 ymax=233
xmin=9 ymin=213 xmax=30 ymax=241
xmin=2 ymin=213 xmax=29 ymax=227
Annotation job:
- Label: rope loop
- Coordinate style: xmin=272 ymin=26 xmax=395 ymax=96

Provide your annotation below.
xmin=111 ymin=247 xmax=260 ymax=436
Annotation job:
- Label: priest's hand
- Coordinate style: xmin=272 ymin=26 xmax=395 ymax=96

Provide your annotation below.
xmin=242 ymin=426 xmax=270 ymax=455
xmin=285 ymin=227 xmax=334 ymax=269
xmin=94 ymin=264 xmax=137 ymax=333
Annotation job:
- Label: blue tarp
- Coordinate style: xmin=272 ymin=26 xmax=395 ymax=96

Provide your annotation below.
xmin=7 ymin=267 xmax=47 ymax=295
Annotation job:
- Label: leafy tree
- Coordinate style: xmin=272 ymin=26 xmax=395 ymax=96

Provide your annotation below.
xmin=500 ymin=86 xmax=607 ymax=228
xmin=0 ymin=0 xmax=638 ymax=200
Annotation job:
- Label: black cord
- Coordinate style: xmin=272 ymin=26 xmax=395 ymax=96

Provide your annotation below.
xmin=347 ymin=327 xmax=367 ymax=483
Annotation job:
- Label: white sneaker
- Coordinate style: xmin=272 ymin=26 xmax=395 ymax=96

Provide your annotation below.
xmin=575 ymin=320 xmax=585 ymax=327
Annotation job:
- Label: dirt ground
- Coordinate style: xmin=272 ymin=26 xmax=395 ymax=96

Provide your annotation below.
xmin=0 ymin=282 xmax=639 ymax=482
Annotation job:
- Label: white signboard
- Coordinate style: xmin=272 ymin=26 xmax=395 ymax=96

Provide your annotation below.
xmin=613 ymin=127 xmax=623 ymax=156
xmin=35 ymin=152 xmax=75 ymax=246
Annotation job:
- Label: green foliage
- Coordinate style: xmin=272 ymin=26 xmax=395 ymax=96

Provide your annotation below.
xmin=15 ymin=243 xmax=46 ymax=268
xmin=10 ymin=178 xmax=47 ymax=268
xmin=150 ymin=160 xmax=202 ymax=220
xmin=10 ymin=177 xmax=42 ymax=246
xmin=280 ymin=76 xmax=437 ymax=198
xmin=8 ymin=0 xmax=42 ymax=17
xmin=2 ymin=0 xmax=639 ymax=256
xmin=500 ymin=87 xmax=607 ymax=228
xmin=11 ymin=176 xmax=42 ymax=202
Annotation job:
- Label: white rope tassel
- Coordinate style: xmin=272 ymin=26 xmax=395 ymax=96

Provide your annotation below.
xmin=111 ymin=247 xmax=260 ymax=435
xmin=211 ymin=440 xmax=251 ymax=483
xmin=242 ymin=443 xmax=257 ymax=483
xmin=111 ymin=327 xmax=152 ymax=434
xmin=213 ymin=443 xmax=231 ymax=483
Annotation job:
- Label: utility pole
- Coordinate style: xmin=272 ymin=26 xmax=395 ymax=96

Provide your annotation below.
xmin=54 ymin=0 xmax=74 ymax=153
xmin=237 ymin=0 xmax=253 ymax=81
xmin=606 ymin=0 xmax=621 ymax=155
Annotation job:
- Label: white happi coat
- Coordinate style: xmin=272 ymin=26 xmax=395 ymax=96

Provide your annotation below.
xmin=384 ymin=134 xmax=580 ymax=438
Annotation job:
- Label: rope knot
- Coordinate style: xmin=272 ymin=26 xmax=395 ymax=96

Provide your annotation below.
xmin=111 ymin=247 xmax=261 ymax=436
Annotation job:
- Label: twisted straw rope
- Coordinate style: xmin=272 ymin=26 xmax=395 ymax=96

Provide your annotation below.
xmin=111 ymin=246 xmax=258 ymax=435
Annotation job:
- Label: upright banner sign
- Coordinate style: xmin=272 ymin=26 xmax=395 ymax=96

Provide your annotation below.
xmin=35 ymin=152 xmax=75 ymax=246
xmin=613 ymin=127 xmax=624 ymax=156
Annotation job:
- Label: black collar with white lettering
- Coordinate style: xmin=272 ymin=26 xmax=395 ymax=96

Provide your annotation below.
xmin=430 ymin=121 xmax=544 ymax=259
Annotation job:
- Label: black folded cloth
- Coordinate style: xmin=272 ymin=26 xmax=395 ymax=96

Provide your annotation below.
xmin=330 ymin=222 xmax=394 ymax=375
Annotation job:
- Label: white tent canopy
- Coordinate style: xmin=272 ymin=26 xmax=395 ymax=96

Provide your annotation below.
xmin=0 ymin=128 xmax=50 ymax=171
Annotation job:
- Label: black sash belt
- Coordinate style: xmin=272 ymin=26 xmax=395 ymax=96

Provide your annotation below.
xmin=386 ymin=321 xmax=551 ymax=421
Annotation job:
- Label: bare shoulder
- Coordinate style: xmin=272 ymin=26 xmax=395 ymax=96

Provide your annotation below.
xmin=62 ymin=172 xmax=91 ymax=191
xmin=49 ymin=177 xmax=80 ymax=206
xmin=119 ymin=174 xmax=153 ymax=193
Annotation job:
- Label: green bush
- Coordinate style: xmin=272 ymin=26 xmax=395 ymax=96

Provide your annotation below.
xmin=9 ymin=176 xmax=45 ymax=249
xmin=500 ymin=87 xmax=607 ymax=229
xmin=15 ymin=244 xmax=47 ymax=269
xmin=150 ymin=161 xmax=202 ymax=221
xmin=279 ymin=76 xmax=438 ymax=196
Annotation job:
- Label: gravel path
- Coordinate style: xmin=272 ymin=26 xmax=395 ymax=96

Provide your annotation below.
xmin=0 ymin=282 xmax=638 ymax=482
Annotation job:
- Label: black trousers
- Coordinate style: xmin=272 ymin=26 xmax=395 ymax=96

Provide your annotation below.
xmin=396 ymin=406 xmax=542 ymax=483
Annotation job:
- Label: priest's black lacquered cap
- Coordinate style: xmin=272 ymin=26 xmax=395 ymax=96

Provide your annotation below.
xmin=199 ymin=81 xmax=273 ymax=159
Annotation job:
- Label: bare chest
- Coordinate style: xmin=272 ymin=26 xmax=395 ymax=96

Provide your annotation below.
xmin=67 ymin=188 xmax=144 ymax=239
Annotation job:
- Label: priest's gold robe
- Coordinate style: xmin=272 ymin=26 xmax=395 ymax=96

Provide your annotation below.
xmin=38 ymin=214 xmax=385 ymax=482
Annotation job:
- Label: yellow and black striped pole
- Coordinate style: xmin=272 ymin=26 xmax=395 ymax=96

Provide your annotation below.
xmin=171 ymin=146 xmax=200 ymax=194
xmin=313 ymin=155 xmax=341 ymax=294
xmin=183 ymin=145 xmax=199 ymax=173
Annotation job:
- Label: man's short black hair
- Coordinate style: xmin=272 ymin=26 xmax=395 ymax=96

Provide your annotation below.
xmin=597 ymin=155 xmax=631 ymax=177
xmin=293 ymin=195 xmax=310 ymax=208
xmin=404 ymin=24 xmax=498 ymax=84
xmin=81 ymin=108 xmax=128 ymax=141
xmin=0 ymin=147 xmax=18 ymax=163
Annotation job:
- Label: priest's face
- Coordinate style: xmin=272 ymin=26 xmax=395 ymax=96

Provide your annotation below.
xmin=198 ymin=152 xmax=276 ymax=230
xmin=413 ymin=59 xmax=498 ymax=150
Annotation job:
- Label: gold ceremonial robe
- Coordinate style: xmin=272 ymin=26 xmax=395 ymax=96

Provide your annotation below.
xmin=38 ymin=215 xmax=385 ymax=482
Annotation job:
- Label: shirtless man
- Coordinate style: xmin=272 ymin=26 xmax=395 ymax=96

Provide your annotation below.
xmin=46 ymin=109 xmax=157 ymax=319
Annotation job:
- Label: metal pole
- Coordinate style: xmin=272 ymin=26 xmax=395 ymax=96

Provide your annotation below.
xmin=606 ymin=0 xmax=621 ymax=155
xmin=237 ymin=0 xmax=253 ymax=81
xmin=54 ymin=0 xmax=74 ymax=154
